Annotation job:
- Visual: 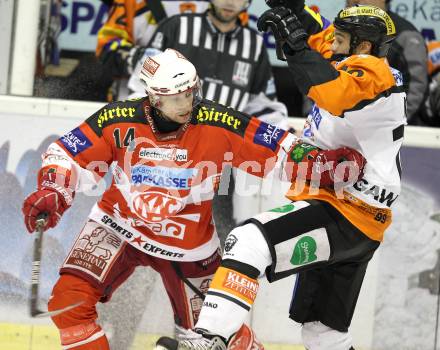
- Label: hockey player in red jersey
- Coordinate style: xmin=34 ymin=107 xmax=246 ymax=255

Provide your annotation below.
xmin=22 ymin=49 xmax=365 ymax=350
xmin=153 ymin=3 xmax=406 ymax=350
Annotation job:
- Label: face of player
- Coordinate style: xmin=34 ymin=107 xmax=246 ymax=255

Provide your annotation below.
xmin=331 ymin=29 xmax=352 ymax=55
xmin=155 ymin=90 xmax=194 ymax=124
xmin=211 ymin=0 xmax=248 ymax=23
xmin=331 ymin=29 xmax=373 ymax=56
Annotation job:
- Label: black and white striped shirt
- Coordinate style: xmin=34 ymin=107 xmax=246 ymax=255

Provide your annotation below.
xmin=147 ymin=11 xmax=276 ymax=111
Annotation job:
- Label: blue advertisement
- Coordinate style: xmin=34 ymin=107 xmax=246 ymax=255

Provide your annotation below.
xmin=59 ymin=0 xmax=440 ymax=65
xmin=131 ymin=165 xmax=195 ymax=189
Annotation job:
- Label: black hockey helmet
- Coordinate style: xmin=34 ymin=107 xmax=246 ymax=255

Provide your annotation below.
xmin=334 ymin=5 xmax=396 ymax=57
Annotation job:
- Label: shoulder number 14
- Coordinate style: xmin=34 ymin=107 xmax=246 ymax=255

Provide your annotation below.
xmin=113 ymin=127 xmax=135 ymax=149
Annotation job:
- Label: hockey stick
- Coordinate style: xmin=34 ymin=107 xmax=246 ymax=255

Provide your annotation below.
xmin=30 ymin=214 xmax=83 ymax=318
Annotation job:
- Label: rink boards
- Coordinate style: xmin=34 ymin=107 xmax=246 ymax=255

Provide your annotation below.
xmin=0 ymin=96 xmax=440 ymax=350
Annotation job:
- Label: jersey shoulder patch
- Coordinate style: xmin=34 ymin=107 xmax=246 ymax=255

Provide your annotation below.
xmin=194 ymin=99 xmax=251 ymax=137
xmin=86 ymin=97 xmax=148 ymax=136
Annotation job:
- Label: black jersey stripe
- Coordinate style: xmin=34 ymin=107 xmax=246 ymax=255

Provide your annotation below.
xmin=206 ymin=291 xmax=250 ymax=311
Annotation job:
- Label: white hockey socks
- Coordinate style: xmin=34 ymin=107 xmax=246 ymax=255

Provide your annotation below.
xmin=196 ymin=224 xmax=272 ymax=340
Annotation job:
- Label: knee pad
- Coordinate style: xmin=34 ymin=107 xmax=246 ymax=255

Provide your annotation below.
xmin=223 ymin=223 xmax=272 ymax=276
xmin=302 ymin=321 xmax=352 ymax=350
xmin=48 ymin=274 xmax=101 ymax=329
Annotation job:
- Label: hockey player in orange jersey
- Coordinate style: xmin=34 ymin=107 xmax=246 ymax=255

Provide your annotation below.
xmin=22 ymin=48 xmax=365 ymax=350
xmin=153 ymin=3 xmax=406 ymax=350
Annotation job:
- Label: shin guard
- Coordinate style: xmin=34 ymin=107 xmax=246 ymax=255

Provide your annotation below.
xmin=196 ymin=265 xmax=259 ymax=339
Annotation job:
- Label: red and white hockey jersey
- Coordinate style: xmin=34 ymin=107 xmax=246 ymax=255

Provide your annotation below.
xmin=43 ymin=97 xmax=295 ymax=261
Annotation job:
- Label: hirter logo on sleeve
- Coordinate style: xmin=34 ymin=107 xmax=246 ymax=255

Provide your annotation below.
xmin=59 ymin=127 xmax=93 ymax=156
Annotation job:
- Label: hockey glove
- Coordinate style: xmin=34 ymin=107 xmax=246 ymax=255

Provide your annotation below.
xmin=286 ymin=141 xmax=366 ymax=187
xmin=257 ymin=6 xmax=308 ymax=58
xmin=22 ymin=167 xmax=75 ymax=233
xmin=100 ymin=39 xmax=146 ymax=76
xmin=265 ymin=0 xmax=305 ymax=15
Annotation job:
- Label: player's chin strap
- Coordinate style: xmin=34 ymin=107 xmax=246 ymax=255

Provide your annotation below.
xmin=171 ymin=262 xmax=206 ymax=299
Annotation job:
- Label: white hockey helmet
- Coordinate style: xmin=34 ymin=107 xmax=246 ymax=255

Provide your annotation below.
xmin=139 ymin=49 xmax=202 ymax=108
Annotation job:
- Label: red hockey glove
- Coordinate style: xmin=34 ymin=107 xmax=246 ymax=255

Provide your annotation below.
xmin=287 ymin=141 xmax=366 ymax=187
xmin=22 ymin=167 xmax=75 ymax=233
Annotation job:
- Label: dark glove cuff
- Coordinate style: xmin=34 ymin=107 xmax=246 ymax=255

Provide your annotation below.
xmin=266 ymin=0 xmax=305 ymax=14
xmin=282 ymin=39 xmax=307 ymax=56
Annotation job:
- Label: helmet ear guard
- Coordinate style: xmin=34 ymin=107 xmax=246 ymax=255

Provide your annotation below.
xmin=334 ymin=5 xmax=396 ymax=57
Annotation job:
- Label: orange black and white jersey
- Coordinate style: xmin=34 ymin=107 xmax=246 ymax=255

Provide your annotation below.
xmin=428 ymin=41 xmax=440 ymax=77
xmin=97 ymin=0 xmax=210 ymax=57
xmin=41 ymin=97 xmax=295 ymax=261
xmin=284 ymin=24 xmax=407 ymax=242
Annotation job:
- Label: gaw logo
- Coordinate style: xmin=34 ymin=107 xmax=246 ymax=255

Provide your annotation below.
xmin=290 ymin=236 xmax=317 ymax=265
xmin=269 ymin=204 xmax=295 ymax=213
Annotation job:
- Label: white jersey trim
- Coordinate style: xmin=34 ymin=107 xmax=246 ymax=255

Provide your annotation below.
xmin=62 ymin=330 xmax=105 ymax=350
xmin=88 ymin=205 xmax=220 ymax=262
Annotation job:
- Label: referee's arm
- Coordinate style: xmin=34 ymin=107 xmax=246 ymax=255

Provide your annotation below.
xmin=250 ymin=46 xmax=277 ymax=100
xmin=147 ymin=15 xmax=180 ymax=51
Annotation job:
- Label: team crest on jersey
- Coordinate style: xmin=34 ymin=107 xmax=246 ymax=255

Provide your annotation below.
xmin=131 ymin=191 xmax=185 ymax=223
xmin=232 ymin=60 xmax=251 ymax=87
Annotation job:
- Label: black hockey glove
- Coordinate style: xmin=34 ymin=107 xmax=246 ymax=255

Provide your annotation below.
xmin=100 ymin=40 xmax=146 ymax=77
xmin=265 ymin=0 xmax=305 ymax=15
xmin=257 ymin=6 xmax=308 ymax=58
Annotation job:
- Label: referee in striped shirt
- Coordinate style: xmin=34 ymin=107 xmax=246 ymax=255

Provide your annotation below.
xmin=144 ymin=0 xmax=277 ymax=112
xmin=133 ymin=0 xmax=282 ymax=241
